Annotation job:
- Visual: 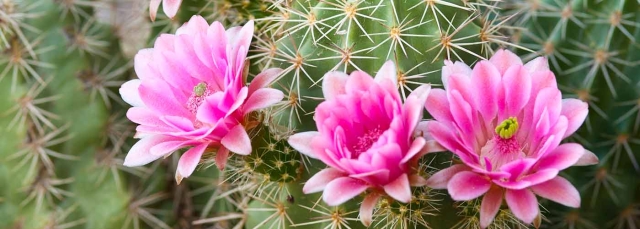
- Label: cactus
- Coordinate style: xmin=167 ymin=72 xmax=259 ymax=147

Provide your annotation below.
xmin=2 ymin=0 xmax=635 ymax=229
xmin=497 ymin=0 xmax=640 ymax=228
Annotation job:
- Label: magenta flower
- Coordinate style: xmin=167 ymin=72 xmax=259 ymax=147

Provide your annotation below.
xmin=424 ymin=50 xmax=599 ymax=227
xmin=149 ymin=0 xmax=182 ymax=21
xmin=288 ymin=61 xmax=439 ymax=226
xmin=119 ymin=16 xmax=284 ymax=183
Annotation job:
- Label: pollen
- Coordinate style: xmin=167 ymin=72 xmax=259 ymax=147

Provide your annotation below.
xmin=187 ymin=82 xmax=212 ymax=114
xmin=495 ymin=117 xmax=519 ymax=139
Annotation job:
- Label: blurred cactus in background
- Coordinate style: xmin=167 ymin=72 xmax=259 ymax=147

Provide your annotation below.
xmin=0 ymin=0 xmax=638 ymax=229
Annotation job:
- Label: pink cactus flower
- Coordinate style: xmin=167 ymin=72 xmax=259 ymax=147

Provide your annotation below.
xmin=119 ymin=16 xmax=284 ymax=184
xmin=288 ymin=61 xmax=440 ymax=226
xmin=149 ymin=0 xmax=182 ymax=21
xmin=424 ymin=50 xmax=599 ymax=228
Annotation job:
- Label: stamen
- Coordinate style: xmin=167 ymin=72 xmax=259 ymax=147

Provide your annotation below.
xmin=495 ymin=117 xmax=519 ymax=139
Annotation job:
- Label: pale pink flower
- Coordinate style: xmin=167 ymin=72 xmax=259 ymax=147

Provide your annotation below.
xmin=424 ymin=50 xmax=599 ymax=228
xmin=149 ymin=0 xmax=182 ymax=21
xmin=288 ymin=61 xmax=440 ymax=226
xmin=119 ymin=16 xmax=284 ymax=183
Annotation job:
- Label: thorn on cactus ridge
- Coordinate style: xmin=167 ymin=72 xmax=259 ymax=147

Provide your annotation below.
xmin=5 ymin=81 xmax=60 ymax=135
xmin=520 ymin=28 xmax=573 ymax=72
xmin=292 ymin=204 xmax=358 ymax=229
xmin=367 ymin=14 xmax=434 ymax=60
xmin=428 ymin=13 xmax=486 ymax=62
xmin=582 ymin=166 xmax=623 ymax=208
xmin=246 ymin=196 xmax=295 ymax=229
xmin=587 ymin=10 xmax=638 ymax=43
xmin=64 ymin=18 xmax=109 ymax=58
xmin=396 ymin=61 xmax=440 ymax=100
xmin=54 ymin=0 xmax=95 ymax=21
xmin=123 ymin=191 xmax=172 ymax=229
xmin=561 ymin=42 xmax=633 ymax=98
xmin=0 ymin=0 xmax=42 ymax=57
xmin=614 ymin=98 xmax=640 ymax=134
xmin=21 ymin=168 xmax=74 ymax=213
xmin=44 ymin=204 xmax=87 ymax=229
xmin=610 ymin=204 xmax=640 ymax=229
xmin=77 ymin=58 xmax=129 ymax=109
xmin=407 ymin=0 xmax=472 ymax=29
xmin=314 ymin=0 xmax=384 ymax=45
xmin=535 ymin=0 xmax=587 ymax=40
xmin=259 ymin=0 xmax=330 ymax=45
xmin=8 ymin=124 xmax=75 ymax=182
xmin=0 ymin=36 xmax=55 ymax=92
xmin=547 ymin=210 xmax=598 ymax=229
xmin=597 ymin=133 xmax=640 ymax=173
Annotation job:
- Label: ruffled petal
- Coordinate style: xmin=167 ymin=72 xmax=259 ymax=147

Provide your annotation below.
xmin=480 ymin=186 xmax=504 ymax=229
xmin=175 ymin=143 xmax=208 ymax=184
xmin=303 ymin=168 xmax=345 ymax=194
xmin=124 ymin=135 xmax=177 ymax=166
xmin=561 ymin=99 xmax=588 ymax=138
xmin=120 ymin=80 xmax=144 ymax=107
xmin=505 ymin=189 xmax=538 ymax=224
xmin=426 ymin=164 xmax=469 ymax=189
xmin=530 ymin=176 xmax=580 ymax=208
xmin=322 ymin=71 xmax=349 ymax=101
xmin=323 ymin=177 xmax=368 ymax=206
xmin=163 ymin=0 xmax=183 ymax=19
xmin=288 ymin=131 xmax=320 ymax=159
xmin=243 ymin=88 xmax=284 ymax=113
xmin=489 ymin=49 xmax=523 ymax=75
xmin=536 ymin=143 xmax=585 ymax=171
xmin=360 ymin=193 xmax=381 ymax=227
xmin=221 ymin=124 xmax=251 ymax=155
xmin=383 ymin=174 xmax=411 ymax=203
xmin=447 ymin=171 xmax=491 ymax=201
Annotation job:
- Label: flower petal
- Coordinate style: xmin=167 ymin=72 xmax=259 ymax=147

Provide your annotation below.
xmin=480 ymin=186 xmax=504 ymax=229
xmin=303 ymin=168 xmax=345 ymax=194
xmin=120 ymin=79 xmax=144 ymax=107
xmin=574 ymin=149 xmax=599 ymax=166
xmin=288 ymin=131 xmax=320 ymax=159
xmin=124 ymin=135 xmax=176 ymax=167
xmin=447 ymin=171 xmax=491 ymax=201
xmin=221 ymin=124 xmax=251 ymax=155
xmin=360 ymin=193 xmax=381 ymax=227
xmin=426 ymin=164 xmax=469 ymax=189
xmin=322 ymin=71 xmax=349 ymax=101
xmin=323 ymin=177 xmax=368 ymax=206
xmin=374 ymin=60 xmax=397 ymax=88
xmin=401 ymin=137 xmax=426 ymax=164
xmin=505 ymin=189 xmax=538 ymax=224
xmin=425 ymin=88 xmax=454 ymax=124
xmin=215 ymin=147 xmax=230 ymax=170
xmin=243 ymin=88 xmax=284 ymax=113
xmin=524 ymin=56 xmax=549 ymax=73
xmin=501 ymin=65 xmax=531 ymax=118
xmin=561 ymin=99 xmax=588 ymax=138
xmin=383 ymin=174 xmax=411 ymax=203
xmin=531 ymin=176 xmax=580 ymax=208
xmin=489 ymin=49 xmax=523 ymax=75
xmin=536 ymin=143 xmax=585 ymax=171
xmin=162 ymin=0 xmax=183 ymax=19
xmin=249 ymin=68 xmax=282 ymax=94
xmin=176 ymin=143 xmax=208 ymax=184
xmin=471 ymin=60 xmax=501 ymax=122
xmin=149 ymin=0 xmax=161 ymax=21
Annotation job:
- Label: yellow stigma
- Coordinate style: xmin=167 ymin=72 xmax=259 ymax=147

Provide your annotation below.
xmin=193 ymin=82 xmax=207 ymax=97
xmin=495 ymin=117 xmax=519 ymax=139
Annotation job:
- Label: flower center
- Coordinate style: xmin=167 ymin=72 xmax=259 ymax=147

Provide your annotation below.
xmin=495 ymin=117 xmax=518 ymax=139
xmin=187 ymin=82 xmax=212 ymax=114
xmin=480 ymin=117 xmax=524 ymax=170
xmin=353 ymin=127 xmax=382 ymax=154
